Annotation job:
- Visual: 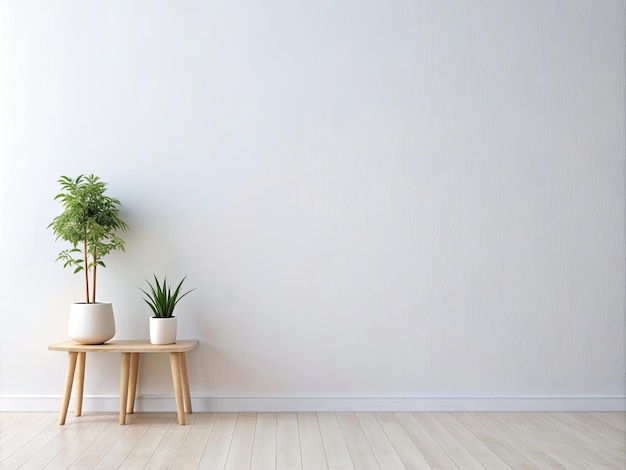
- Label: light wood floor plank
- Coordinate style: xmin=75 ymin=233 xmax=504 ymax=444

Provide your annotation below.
xmin=580 ymin=412 xmax=625 ymax=434
xmin=414 ymin=413 xmax=483 ymax=470
xmin=336 ymin=412 xmax=380 ymax=470
xmin=68 ymin=414 xmax=132 ymax=469
xmin=0 ymin=411 xmax=623 ymax=469
xmin=118 ymin=412 xmax=177 ymax=469
xmin=0 ymin=413 xmax=49 ymax=446
xmin=92 ymin=412 xmax=157 ymax=469
xmin=45 ymin=414 xmax=118 ymax=469
xmin=548 ymin=412 xmax=626 ymax=453
xmin=277 ymin=412 xmax=302 ymax=469
xmin=0 ymin=412 xmax=58 ymax=464
xmin=170 ymin=412 xmax=217 ymax=469
xmin=470 ymin=412 xmax=564 ymax=469
xmin=144 ymin=413 xmax=198 ymax=469
xmin=606 ymin=412 xmax=626 ymax=422
xmin=298 ymin=412 xmax=327 ymax=470
xmin=18 ymin=413 xmax=102 ymax=469
xmin=356 ymin=412 xmax=406 ymax=470
xmin=251 ymin=412 xmax=277 ymax=470
xmin=0 ymin=413 xmax=32 ymax=435
xmin=0 ymin=414 xmax=62 ymax=469
xmin=374 ymin=412 xmax=431 ymax=470
xmin=395 ymin=412 xmax=458 ymax=468
xmin=225 ymin=412 xmax=257 ymax=470
xmin=64 ymin=413 xmax=122 ymax=469
xmin=433 ymin=412 xmax=510 ymax=470
xmin=510 ymin=412 xmax=622 ymax=469
xmin=452 ymin=412 xmax=537 ymax=469
xmin=493 ymin=412 xmax=591 ymax=469
xmin=317 ymin=412 xmax=354 ymax=470
xmin=197 ymin=412 xmax=237 ymax=469
xmin=586 ymin=412 xmax=626 ymax=431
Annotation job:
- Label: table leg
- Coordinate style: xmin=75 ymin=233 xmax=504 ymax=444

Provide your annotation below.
xmin=74 ymin=352 xmax=86 ymax=417
xmin=179 ymin=353 xmax=192 ymax=414
xmin=119 ymin=352 xmax=131 ymax=425
xmin=169 ymin=352 xmax=186 ymax=425
xmin=60 ymin=351 xmax=78 ymax=425
xmin=126 ymin=353 xmax=140 ymax=414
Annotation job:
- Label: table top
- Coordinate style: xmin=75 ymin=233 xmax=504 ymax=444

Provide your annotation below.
xmin=49 ymin=340 xmax=199 ymax=353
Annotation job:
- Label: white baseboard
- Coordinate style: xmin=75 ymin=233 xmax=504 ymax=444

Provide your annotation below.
xmin=1 ymin=394 xmax=625 ymax=412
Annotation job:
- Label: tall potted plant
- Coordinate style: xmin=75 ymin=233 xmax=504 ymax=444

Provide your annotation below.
xmin=49 ymin=174 xmax=128 ymax=344
xmin=140 ymin=275 xmax=194 ymax=344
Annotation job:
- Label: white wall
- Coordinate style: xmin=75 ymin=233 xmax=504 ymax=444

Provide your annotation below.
xmin=1 ymin=0 xmax=624 ymax=411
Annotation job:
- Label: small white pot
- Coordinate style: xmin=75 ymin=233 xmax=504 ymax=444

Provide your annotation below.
xmin=68 ymin=302 xmax=116 ymax=344
xmin=150 ymin=316 xmax=177 ymax=345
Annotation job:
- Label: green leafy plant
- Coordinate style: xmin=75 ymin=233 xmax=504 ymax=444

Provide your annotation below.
xmin=48 ymin=174 xmax=128 ymax=303
xmin=140 ymin=275 xmax=195 ymax=318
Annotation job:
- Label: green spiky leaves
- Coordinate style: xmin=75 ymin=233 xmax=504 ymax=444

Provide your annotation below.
xmin=140 ymin=275 xmax=195 ymax=318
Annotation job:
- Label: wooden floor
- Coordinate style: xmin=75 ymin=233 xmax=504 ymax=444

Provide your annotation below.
xmin=0 ymin=411 xmax=624 ymax=469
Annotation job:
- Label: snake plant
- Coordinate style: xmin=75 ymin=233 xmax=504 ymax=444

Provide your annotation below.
xmin=140 ymin=275 xmax=195 ymax=317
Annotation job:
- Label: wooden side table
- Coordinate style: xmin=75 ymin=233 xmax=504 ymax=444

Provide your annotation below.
xmin=48 ymin=340 xmax=199 ymax=425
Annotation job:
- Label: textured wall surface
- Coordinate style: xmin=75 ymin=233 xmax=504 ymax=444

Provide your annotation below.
xmin=1 ymin=0 xmax=624 ymax=411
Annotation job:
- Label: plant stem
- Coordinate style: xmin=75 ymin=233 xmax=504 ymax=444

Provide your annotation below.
xmin=91 ymin=247 xmax=97 ymax=303
xmin=83 ymin=229 xmax=90 ymax=303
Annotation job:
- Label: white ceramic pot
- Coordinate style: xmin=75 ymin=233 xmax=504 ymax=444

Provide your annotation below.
xmin=150 ymin=316 xmax=177 ymax=345
xmin=68 ymin=302 xmax=116 ymax=344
